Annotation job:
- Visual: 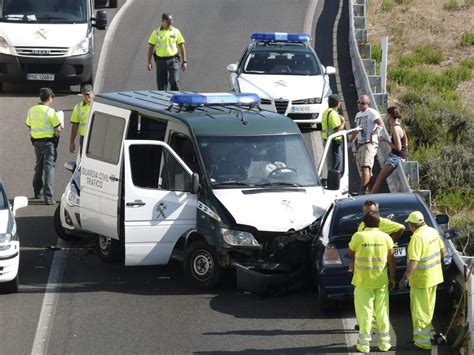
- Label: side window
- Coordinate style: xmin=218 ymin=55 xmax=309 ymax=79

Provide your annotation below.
xmin=86 ymin=112 xmax=125 ymax=164
xmin=169 ymin=133 xmax=199 ymax=174
xmin=126 ymin=113 xmax=167 ymax=141
xmin=129 ymin=145 xmax=191 ymax=192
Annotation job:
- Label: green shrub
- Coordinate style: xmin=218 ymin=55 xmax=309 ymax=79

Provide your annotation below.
xmin=371 ymin=43 xmax=382 ymax=63
xmin=443 ymin=0 xmax=460 ymax=11
xmin=398 ymin=46 xmax=444 ymax=67
xmin=460 ymin=32 xmax=474 ymax=46
xmin=381 ymin=0 xmax=394 ymax=11
xmin=460 ymin=58 xmax=474 ymax=69
xmin=452 ymin=214 xmax=474 ymax=256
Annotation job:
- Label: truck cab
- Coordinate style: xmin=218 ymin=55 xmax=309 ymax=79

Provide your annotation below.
xmin=59 ymin=91 xmax=353 ymax=290
xmin=0 ymin=0 xmax=117 ymax=91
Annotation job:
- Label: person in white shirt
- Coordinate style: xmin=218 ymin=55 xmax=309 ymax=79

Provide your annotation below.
xmin=350 ymin=95 xmax=384 ymax=195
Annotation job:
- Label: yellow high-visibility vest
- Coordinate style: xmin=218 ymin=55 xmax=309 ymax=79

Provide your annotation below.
xmin=26 ymin=104 xmax=61 ymax=139
xmin=71 ymin=102 xmax=91 ymax=137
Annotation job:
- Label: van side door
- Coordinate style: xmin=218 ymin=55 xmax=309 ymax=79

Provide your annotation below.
xmin=318 ymin=130 xmax=350 ymax=199
xmin=123 ymin=140 xmax=197 ymax=266
xmin=80 ymin=102 xmax=131 ymax=239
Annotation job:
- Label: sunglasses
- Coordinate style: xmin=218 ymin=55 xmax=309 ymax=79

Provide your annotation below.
xmin=357 ymin=101 xmax=368 ymax=105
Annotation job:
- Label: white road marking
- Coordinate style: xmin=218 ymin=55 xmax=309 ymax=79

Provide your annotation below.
xmin=94 ymin=0 xmax=137 ymax=92
xmin=31 ymin=240 xmax=67 ymax=355
xmin=303 ymin=0 xmax=319 ymax=35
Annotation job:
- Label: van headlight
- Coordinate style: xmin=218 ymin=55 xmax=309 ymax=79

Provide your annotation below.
xmin=71 ymin=37 xmax=90 ymax=56
xmin=66 ymin=184 xmax=80 ymax=207
xmin=221 ymin=229 xmax=260 ymax=247
xmin=0 ymin=233 xmax=12 ymax=251
xmin=0 ymin=36 xmax=12 ymax=55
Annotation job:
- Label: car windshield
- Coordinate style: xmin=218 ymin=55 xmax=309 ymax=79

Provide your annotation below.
xmin=198 ymin=134 xmax=319 ymax=188
xmin=331 ymin=203 xmax=434 ymax=238
xmin=0 ymin=0 xmax=87 ymax=23
xmin=0 ymin=186 xmax=6 ymax=209
xmin=243 ymin=49 xmax=321 ymax=75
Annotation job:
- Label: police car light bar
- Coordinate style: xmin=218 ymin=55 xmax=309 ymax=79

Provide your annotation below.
xmin=170 ymin=93 xmax=261 ymax=108
xmin=250 ymin=32 xmax=311 ymax=43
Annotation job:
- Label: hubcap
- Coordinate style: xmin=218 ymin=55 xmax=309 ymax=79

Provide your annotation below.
xmin=99 ymin=236 xmax=111 ymax=254
xmin=192 ymin=250 xmax=213 ymax=280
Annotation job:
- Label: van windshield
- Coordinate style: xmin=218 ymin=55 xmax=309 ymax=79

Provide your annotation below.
xmin=198 ymin=134 xmax=319 ymax=188
xmin=0 ymin=0 xmax=87 ymax=23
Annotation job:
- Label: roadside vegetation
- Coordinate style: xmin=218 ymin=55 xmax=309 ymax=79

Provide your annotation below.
xmin=367 ymin=0 xmax=474 ymax=255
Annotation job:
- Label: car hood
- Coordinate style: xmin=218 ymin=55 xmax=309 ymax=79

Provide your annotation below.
xmin=238 ymin=74 xmax=325 ymax=101
xmin=213 ymin=187 xmax=328 ymax=232
xmin=0 ymin=23 xmax=88 ymax=48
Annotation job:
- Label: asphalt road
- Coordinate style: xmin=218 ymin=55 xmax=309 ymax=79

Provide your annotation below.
xmin=0 ymin=0 xmax=450 ymax=354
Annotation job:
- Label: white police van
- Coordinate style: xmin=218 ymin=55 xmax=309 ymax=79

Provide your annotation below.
xmin=0 ymin=0 xmax=117 ymax=91
xmin=56 ymin=91 xmax=354 ymax=290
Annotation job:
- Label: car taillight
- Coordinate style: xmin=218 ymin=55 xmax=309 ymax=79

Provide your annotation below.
xmin=323 ymin=243 xmax=342 ymax=265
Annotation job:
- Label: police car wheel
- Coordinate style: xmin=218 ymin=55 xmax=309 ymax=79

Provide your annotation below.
xmin=96 ymin=235 xmax=123 ymax=263
xmin=186 ymin=241 xmax=221 ymax=289
xmin=54 ymin=205 xmax=81 ymax=242
xmin=1 ymin=275 xmax=19 ymax=294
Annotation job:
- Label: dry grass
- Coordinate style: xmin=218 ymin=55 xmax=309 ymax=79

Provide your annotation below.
xmin=367 ymin=0 xmax=474 ymax=109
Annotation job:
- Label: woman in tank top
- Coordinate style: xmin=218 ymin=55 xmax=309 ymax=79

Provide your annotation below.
xmin=371 ymin=106 xmax=408 ymax=194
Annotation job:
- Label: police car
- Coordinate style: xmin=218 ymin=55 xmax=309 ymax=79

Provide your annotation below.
xmin=55 ymin=91 xmax=355 ymax=291
xmin=0 ymin=179 xmax=28 ymax=293
xmin=226 ymin=33 xmax=336 ymax=128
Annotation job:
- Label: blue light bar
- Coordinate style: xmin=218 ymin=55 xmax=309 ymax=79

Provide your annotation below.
xmin=250 ymin=32 xmax=311 ymax=43
xmin=170 ymin=93 xmax=261 ymax=108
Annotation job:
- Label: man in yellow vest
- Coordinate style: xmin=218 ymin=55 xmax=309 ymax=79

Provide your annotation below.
xmin=146 ymin=13 xmax=187 ymax=90
xmin=358 ymin=200 xmax=405 ymax=243
xmin=321 ymin=94 xmax=345 ymax=170
xmin=26 ymin=88 xmax=62 ymax=205
xmin=70 ymin=84 xmax=94 ymax=155
xmin=399 ymin=211 xmax=445 ymax=351
xmin=349 ymin=211 xmax=396 ymax=353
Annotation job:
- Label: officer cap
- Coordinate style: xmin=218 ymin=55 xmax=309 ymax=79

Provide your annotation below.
xmin=39 ymin=87 xmax=55 ymax=99
xmin=162 ymin=13 xmax=173 ymax=22
xmin=328 ymin=94 xmax=341 ymax=107
xmin=405 ymin=211 xmax=425 ymax=224
xmin=81 ymin=84 xmax=93 ymax=95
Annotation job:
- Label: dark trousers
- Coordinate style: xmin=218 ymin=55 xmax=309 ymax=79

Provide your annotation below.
xmin=155 ymin=56 xmax=180 ymax=90
xmin=33 ymin=140 xmax=55 ymax=200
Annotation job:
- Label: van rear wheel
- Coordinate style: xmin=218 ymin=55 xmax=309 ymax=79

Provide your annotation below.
xmin=96 ymin=235 xmax=123 ymax=263
xmin=185 ymin=241 xmax=222 ymax=289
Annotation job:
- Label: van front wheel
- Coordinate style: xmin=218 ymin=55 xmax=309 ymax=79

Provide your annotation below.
xmin=185 ymin=241 xmax=221 ymax=289
xmin=96 ymin=235 xmax=123 ymax=263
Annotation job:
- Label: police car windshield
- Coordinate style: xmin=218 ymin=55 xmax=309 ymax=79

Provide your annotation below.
xmin=0 ymin=0 xmax=87 ymax=23
xmin=331 ymin=204 xmax=433 ymax=238
xmin=243 ymin=49 xmax=321 ymax=75
xmin=0 ymin=186 xmax=6 ymax=209
xmin=198 ymin=134 xmax=319 ymax=188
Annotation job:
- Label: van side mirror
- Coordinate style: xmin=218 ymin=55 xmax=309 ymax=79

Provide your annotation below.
xmin=325 ymin=66 xmax=336 ymax=75
xmin=436 ymin=214 xmax=449 ymax=226
xmin=191 ymin=173 xmax=200 ymax=194
xmin=93 ymin=10 xmax=108 ymax=30
xmin=326 ymin=169 xmax=341 ymax=190
xmin=13 ymin=196 xmax=28 ymax=216
xmin=226 ymin=63 xmax=238 ymax=73
xmin=64 ymin=161 xmax=76 ymax=173
xmin=445 ymin=228 xmax=459 ymax=240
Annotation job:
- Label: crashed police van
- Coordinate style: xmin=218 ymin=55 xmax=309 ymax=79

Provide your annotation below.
xmin=56 ymin=91 xmax=354 ymax=291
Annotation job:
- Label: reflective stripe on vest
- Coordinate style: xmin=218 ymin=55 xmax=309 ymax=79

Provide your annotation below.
xmin=356 ymin=264 xmax=386 ymax=270
xmin=414 ymin=330 xmax=431 ymax=336
xmin=29 ymin=107 xmax=53 ymax=133
xmin=417 ymin=259 xmax=441 ymax=270
xmin=355 ymin=257 xmax=386 ymax=262
xmin=155 ymin=28 xmax=178 ymax=51
xmin=420 ymin=251 xmax=440 ymax=262
xmin=76 ymin=104 xmax=88 ymax=127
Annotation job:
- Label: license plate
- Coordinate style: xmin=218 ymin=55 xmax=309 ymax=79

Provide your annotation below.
xmin=291 ymin=105 xmax=311 ymax=112
xmin=393 ymin=247 xmax=406 ymax=258
xmin=27 ymin=73 xmax=55 ymax=81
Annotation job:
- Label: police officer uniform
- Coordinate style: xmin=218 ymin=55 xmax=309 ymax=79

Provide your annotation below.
xmin=147 ymin=13 xmax=186 ymax=90
xmin=321 ymin=94 xmax=344 ymax=171
xmin=26 ymin=88 xmax=61 ymax=205
xmin=349 ymin=225 xmax=394 ymax=352
xmin=70 ymin=84 xmax=93 ymax=155
xmin=401 ymin=211 xmax=445 ymax=350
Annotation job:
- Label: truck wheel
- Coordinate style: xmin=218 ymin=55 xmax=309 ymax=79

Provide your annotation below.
xmin=2 ymin=275 xmax=19 ymax=294
xmin=53 ymin=205 xmax=81 ymax=242
xmin=185 ymin=241 xmax=222 ymax=289
xmin=96 ymin=235 xmax=123 ymax=263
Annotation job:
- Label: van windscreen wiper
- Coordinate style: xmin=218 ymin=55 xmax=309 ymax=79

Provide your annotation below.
xmin=212 ymin=181 xmax=256 ymax=188
xmin=254 ymin=182 xmax=304 ymax=187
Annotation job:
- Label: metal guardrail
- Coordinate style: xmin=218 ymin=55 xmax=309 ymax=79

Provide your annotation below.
xmin=348 ymin=0 xmax=473 ymax=350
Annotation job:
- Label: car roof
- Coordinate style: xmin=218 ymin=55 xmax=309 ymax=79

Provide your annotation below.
xmin=95 ymin=91 xmax=301 ymax=136
xmin=334 ymin=193 xmax=424 ymax=209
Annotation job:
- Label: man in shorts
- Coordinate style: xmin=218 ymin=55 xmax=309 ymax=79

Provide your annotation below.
xmin=350 ymin=95 xmax=384 ymax=195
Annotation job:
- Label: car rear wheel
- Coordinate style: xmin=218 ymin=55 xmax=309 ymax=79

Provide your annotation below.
xmin=185 ymin=240 xmax=222 ymax=289
xmin=54 ymin=205 xmax=81 ymax=242
xmin=96 ymin=235 xmax=123 ymax=263
xmin=1 ymin=275 xmax=19 ymax=294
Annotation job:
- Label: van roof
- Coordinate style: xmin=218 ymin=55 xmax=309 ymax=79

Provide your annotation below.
xmin=95 ymin=91 xmax=301 ymax=136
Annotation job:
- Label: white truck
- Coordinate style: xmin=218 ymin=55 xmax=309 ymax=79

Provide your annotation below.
xmin=0 ymin=0 xmax=117 ymax=91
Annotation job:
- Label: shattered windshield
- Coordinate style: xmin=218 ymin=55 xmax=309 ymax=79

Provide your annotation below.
xmin=0 ymin=0 xmax=87 ymax=23
xmin=198 ymin=134 xmax=319 ymax=188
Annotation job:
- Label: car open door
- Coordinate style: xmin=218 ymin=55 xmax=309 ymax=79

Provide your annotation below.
xmin=80 ymin=103 xmax=130 ymax=239
xmin=123 ymin=140 xmax=197 ymax=266
xmin=317 ymin=129 xmax=355 ymax=199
